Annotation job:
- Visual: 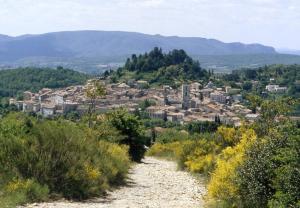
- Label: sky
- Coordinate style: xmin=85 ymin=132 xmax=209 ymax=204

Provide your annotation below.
xmin=0 ymin=0 xmax=299 ymax=49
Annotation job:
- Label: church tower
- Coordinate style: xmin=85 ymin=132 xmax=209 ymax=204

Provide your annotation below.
xmin=182 ymin=84 xmax=190 ymax=110
xmin=163 ymin=85 xmax=169 ymax=105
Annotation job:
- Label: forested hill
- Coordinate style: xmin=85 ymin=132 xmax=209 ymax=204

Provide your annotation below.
xmin=109 ymin=48 xmax=209 ymax=86
xmin=0 ymin=67 xmax=90 ymax=98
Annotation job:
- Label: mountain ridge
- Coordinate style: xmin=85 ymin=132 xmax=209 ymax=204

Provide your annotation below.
xmin=0 ymin=34 xmax=12 ymax=42
xmin=0 ymin=30 xmax=276 ymax=63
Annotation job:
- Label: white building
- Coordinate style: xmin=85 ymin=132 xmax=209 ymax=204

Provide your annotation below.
xmin=266 ymin=85 xmax=278 ymax=92
xmin=33 ymin=103 xmax=41 ymax=112
xmin=149 ymin=110 xmax=166 ymax=120
xmin=53 ymin=94 xmax=65 ymax=105
xmin=245 ymin=113 xmax=260 ymax=121
xmin=9 ymin=98 xmax=16 ymax=105
xmin=225 ymin=86 xmax=241 ymax=95
xmin=266 ymin=85 xmax=287 ymax=93
xmin=210 ymin=92 xmax=227 ymax=104
xmin=63 ymin=102 xmax=79 ymax=113
xmin=41 ymin=105 xmax=56 ymax=117
xmin=275 ymin=87 xmax=287 ymax=93
xmin=167 ymin=112 xmax=184 ymax=122
xmin=146 ymin=106 xmax=166 ymax=120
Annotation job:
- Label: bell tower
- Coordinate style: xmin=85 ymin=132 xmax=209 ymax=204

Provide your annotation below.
xmin=182 ymin=84 xmax=190 ymax=110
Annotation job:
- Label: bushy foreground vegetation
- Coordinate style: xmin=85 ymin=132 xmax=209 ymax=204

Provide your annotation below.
xmin=147 ymin=100 xmax=300 ymax=208
xmin=0 ymin=112 xmax=132 ymax=207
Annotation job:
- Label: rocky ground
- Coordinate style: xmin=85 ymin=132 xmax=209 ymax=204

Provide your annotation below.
xmin=26 ymin=157 xmax=206 ymax=208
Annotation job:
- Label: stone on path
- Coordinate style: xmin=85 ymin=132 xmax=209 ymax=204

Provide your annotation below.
xmin=25 ymin=157 xmax=206 ymax=208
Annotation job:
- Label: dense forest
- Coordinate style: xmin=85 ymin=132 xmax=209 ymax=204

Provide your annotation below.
xmin=0 ymin=67 xmax=90 ymax=98
xmin=107 ymin=47 xmax=209 ymax=86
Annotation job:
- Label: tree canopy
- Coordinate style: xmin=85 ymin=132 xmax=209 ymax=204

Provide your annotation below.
xmin=110 ymin=47 xmax=208 ymax=86
xmin=0 ymin=67 xmax=90 ymax=98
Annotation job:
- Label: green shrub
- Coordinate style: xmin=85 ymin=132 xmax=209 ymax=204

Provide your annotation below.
xmin=0 ymin=113 xmax=131 ymax=205
xmin=5 ymin=179 xmax=49 ymax=203
xmin=146 ymin=142 xmax=183 ymax=159
xmin=141 ymin=118 xmax=181 ymax=129
xmin=185 ymin=121 xmax=220 ymax=134
xmin=0 ymin=179 xmax=48 ymax=207
xmin=267 ymin=133 xmax=300 ymax=208
xmin=237 ymin=126 xmax=300 ymax=208
xmin=105 ymin=109 xmax=149 ymax=162
xmin=0 ymin=191 xmax=27 ymax=208
xmin=155 ymin=129 xmax=189 ymax=143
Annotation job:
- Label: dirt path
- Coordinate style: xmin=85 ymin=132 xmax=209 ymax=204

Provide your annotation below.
xmin=27 ymin=157 xmax=206 ymax=208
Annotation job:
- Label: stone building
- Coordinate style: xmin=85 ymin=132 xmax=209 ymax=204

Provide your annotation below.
xmin=182 ymin=84 xmax=190 ymax=110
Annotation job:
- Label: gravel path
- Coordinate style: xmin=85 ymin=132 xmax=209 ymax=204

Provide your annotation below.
xmin=26 ymin=157 xmax=206 ymax=208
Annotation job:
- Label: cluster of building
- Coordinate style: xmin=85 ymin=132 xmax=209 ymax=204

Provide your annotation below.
xmin=143 ymin=81 xmax=255 ymax=126
xmin=9 ymin=79 xmax=260 ymax=126
xmin=9 ymin=86 xmax=86 ymax=117
xmin=265 ymin=84 xmax=287 ymax=93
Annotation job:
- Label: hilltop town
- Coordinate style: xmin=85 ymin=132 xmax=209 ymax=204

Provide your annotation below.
xmin=9 ymin=78 xmax=288 ymax=127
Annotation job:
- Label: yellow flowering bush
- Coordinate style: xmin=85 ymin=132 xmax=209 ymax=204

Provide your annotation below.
xmin=84 ymin=164 xmax=101 ymax=181
xmin=146 ymin=141 xmax=183 ymax=159
xmin=148 ymin=139 xmax=220 ymax=175
xmin=5 ymin=179 xmax=31 ymax=193
xmin=207 ymin=128 xmax=257 ymax=202
xmin=177 ymin=139 xmax=222 ymax=174
xmin=99 ymin=141 xmax=130 ymax=183
xmin=5 ymin=179 xmax=49 ymax=203
xmin=185 ymin=153 xmax=215 ymax=173
xmin=216 ymin=126 xmax=238 ymax=146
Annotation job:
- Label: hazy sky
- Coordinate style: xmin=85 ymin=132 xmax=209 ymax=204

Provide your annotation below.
xmin=0 ymin=0 xmax=299 ymax=49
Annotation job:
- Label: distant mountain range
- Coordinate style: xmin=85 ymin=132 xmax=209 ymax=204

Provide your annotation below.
xmin=0 ymin=34 xmax=12 ymax=42
xmin=0 ymin=30 xmax=299 ymax=73
xmin=277 ymin=48 xmax=300 ymax=56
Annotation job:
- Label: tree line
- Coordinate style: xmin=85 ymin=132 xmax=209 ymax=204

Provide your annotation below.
xmin=0 ymin=67 xmax=90 ymax=99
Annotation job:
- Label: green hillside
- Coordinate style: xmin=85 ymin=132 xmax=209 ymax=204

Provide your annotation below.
xmin=0 ymin=67 xmax=90 ymax=98
xmin=108 ymin=47 xmax=209 ymax=87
